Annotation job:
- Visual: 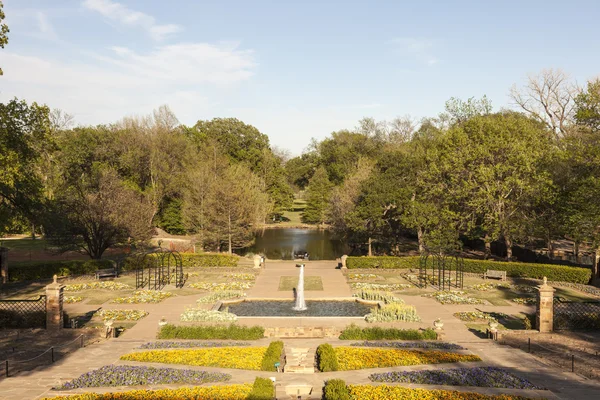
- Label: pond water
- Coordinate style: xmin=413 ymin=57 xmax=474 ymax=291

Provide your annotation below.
xmin=222 ymin=300 xmax=373 ymax=317
xmin=243 ymin=228 xmax=349 ymax=260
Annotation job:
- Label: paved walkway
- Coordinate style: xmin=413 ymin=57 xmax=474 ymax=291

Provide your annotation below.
xmin=1 ymin=262 xmax=599 ymax=399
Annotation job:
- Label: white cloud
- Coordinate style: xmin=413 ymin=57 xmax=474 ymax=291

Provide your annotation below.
xmin=82 ymin=0 xmax=182 ymax=41
xmin=391 ymin=37 xmax=439 ymax=66
xmin=36 ymin=12 xmax=59 ymax=41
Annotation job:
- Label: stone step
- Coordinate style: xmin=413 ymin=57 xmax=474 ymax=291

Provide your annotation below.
xmin=283 ymin=346 xmax=315 ymax=374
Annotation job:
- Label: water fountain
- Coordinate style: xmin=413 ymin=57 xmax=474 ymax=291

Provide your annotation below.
xmin=293 ymin=264 xmax=307 ymax=311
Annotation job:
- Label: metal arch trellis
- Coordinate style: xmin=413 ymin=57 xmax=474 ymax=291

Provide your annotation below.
xmin=134 ymin=249 xmax=184 ymax=290
xmin=418 ymin=250 xmax=464 ymax=290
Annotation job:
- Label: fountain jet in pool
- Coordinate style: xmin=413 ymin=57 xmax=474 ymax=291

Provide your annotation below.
xmin=293 ymin=264 xmax=307 ymax=311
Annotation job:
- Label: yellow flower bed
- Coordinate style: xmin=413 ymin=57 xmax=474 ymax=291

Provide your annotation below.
xmin=121 ymin=347 xmax=267 ymax=370
xmin=335 ymin=347 xmax=481 ymax=371
xmin=348 ymin=384 xmax=532 ymax=400
xmin=43 ymin=384 xmax=252 ymax=399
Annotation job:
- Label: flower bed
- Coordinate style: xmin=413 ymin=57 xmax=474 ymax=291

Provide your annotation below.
xmin=158 ymin=324 xmax=264 ymax=340
xmin=351 ymin=282 xmax=412 ymax=291
xmin=470 ymin=283 xmax=511 ymax=291
xmin=190 ymin=282 xmax=253 ymax=291
xmin=120 ymin=347 xmax=267 ymax=370
xmin=512 ymin=285 xmax=537 ymax=293
xmin=348 ymin=273 xmax=378 ymax=280
xmin=54 ymin=365 xmax=231 ymax=389
xmin=44 ymin=384 xmax=252 ymax=400
xmin=112 ymin=290 xmax=173 ymax=304
xmin=453 ymin=311 xmax=508 ymax=322
xmin=339 ymin=324 xmax=437 ymax=340
xmin=223 ymin=273 xmax=255 ymax=280
xmin=196 ymin=291 xmax=246 ymax=304
xmin=140 ymin=341 xmax=250 ymax=349
xmin=327 ymin=347 xmax=481 ymax=371
xmin=512 ymin=297 xmax=536 ymax=305
xmin=365 ymin=303 xmax=421 ymax=323
xmin=64 ymin=282 xmax=132 ymax=291
xmin=64 ymin=296 xmax=83 ymax=304
xmin=368 ymin=367 xmax=543 ymax=389
xmin=180 ymin=308 xmax=237 ymax=322
xmin=423 ymin=291 xmax=484 ymax=305
xmin=346 ymin=384 xmax=536 ymax=400
xmin=97 ymin=309 xmax=148 ymax=321
xmin=351 ymin=341 xmax=464 ymax=350
xmin=353 ymin=290 xmax=403 ymax=304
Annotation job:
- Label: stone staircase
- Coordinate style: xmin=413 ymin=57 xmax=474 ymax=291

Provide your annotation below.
xmin=283 ymin=345 xmax=315 ymax=373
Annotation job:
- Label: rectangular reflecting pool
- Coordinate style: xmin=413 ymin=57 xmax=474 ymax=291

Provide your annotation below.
xmin=221 ymin=300 xmax=373 ymax=317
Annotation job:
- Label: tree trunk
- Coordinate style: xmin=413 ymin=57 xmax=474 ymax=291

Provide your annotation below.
xmin=574 ymin=241 xmax=580 ymax=264
xmin=31 ymin=223 xmax=36 ymax=239
xmin=227 ymin=210 xmax=232 ymax=255
xmin=484 ymin=234 xmax=491 ymax=259
xmin=547 ymin=234 xmax=553 ymax=259
xmin=594 ymin=247 xmax=600 ymax=282
xmin=417 ymin=227 xmax=425 ymax=254
xmin=505 ymin=236 xmax=513 ymax=261
xmin=368 ymin=237 xmax=373 ymax=257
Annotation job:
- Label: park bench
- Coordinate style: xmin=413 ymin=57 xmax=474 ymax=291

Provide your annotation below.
xmin=483 ymin=269 xmax=507 ymax=281
xmin=95 ymin=267 xmax=118 ymax=280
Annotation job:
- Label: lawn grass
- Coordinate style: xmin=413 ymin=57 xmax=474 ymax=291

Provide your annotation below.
xmin=0 ymin=238 xmax=50 ymax=251
xmin=278 ymin=275 xmax=323 ymax=291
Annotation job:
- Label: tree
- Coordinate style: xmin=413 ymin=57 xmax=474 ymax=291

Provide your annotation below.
xmin=285 ymin=152 xmax=319 ymax=190
xmin=0 ymin=1 xmax=9 ymax=76
xmin=574 ymin=79 xmax=600 ymax=132
xmin=302 ymin=166 xmax=333 ymax=225
xmin=441 ymin=96 xmax=493 ymax=126
xmin=0 ymin=99 xmax=50 ymax=234
xmin=45 ymin=169 xmax=154 ymax=259
xmin=510 ymin=69 xmax=577 ymax=138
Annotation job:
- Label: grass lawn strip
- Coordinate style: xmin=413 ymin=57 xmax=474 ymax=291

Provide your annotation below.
xmin=121 ymin=347 xmax=267 ymax=370
xmin=54 ymin=365 xmax=231 ymax=389
xmin=278 ymin=275 xmax=323 ymax=291
xmin=368 ymin=367 xmax=544 ymax=389
xmin=334 ymin=347 xmax=481 ymax=371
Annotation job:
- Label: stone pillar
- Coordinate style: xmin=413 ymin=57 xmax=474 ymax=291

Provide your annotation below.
xmin=340 ymin=255 xmax=348 ymax=270
xmin=536 ymin=276 xmax=555 ymax=333
xmin=46 ymin=274 xmax=65 ymax=331
xmin=253 ymin=255 xmax=262 ymax=269
xmin=0 ymin=247 xmax=8 ymax=284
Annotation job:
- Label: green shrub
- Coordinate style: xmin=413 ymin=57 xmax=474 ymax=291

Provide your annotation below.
xmin=323 ymin=379 xmax=350 ymax=400
xmin=8 ymin=260 xmax=112 ymax=281
xmin=339 ymin=324 xmax=437 ymax=340
xmin=247 ymin=377 xmax=275 ymax=400
xmin=346 ymin=256 xmax=591 ymax=284
xmin=157 ymin=324 xmax=264 ymax=340
xmin=317 ymin=343 xmax=339 ymax=372
xmin=260 ymin=341 xmax=284 ymax=371
xmin=352 ymin=290 xmax=403 ymax=304
xmin=123 ymin=253 xmax=239 ymax=271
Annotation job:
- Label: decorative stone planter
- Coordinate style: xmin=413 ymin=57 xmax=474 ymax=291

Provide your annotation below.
xmin=433 ymin=318 xmax=444 ymax=330
xmin=488 ymin=320 xmax=499 ymax=330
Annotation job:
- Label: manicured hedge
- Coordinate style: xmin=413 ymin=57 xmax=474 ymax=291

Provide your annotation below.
xmin=247 ymin=377 xmax=275 ymax=400
xmin=260 ymin=341 xmax=284 ymax=371
xmin=346 ymin=256 xmax=591 ymax=284
xmin=323 ymin=379 xmax=351 ymax=400
xmin=157 ymin=324 xmax=264 ymax=340
xmin=123 ymin=253 xmax=238 ymax=271
xmin=317 ymin=343 xmax=339 ymax=372
xmin=8 ymin=260 xmax=113 ymax=282
xmin=339 ymin=324 xmax=437 ymax=340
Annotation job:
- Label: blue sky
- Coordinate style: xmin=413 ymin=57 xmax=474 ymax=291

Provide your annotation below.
xmin=1 ymin=0 xmax=599 ymax=153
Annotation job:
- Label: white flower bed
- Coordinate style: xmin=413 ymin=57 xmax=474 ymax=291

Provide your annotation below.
xmin=180 ymin=308 xmax=238 ymax=322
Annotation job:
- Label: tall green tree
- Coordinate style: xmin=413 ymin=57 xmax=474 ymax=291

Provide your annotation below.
xmin=0 ymin=1 xmax=9 ymax=76
xmin=302 ymin=166 xmax=333 ymax=225
xmin=575 ymin=79 xmax=600 ymax=132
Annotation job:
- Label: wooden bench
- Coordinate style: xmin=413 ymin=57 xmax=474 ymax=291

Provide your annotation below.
xmin=95 ymin=268 xmax=118 ymax=279
xmin=484 ymin=269 xmax=507 ymax=281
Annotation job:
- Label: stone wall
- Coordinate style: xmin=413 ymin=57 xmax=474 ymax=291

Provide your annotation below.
xmin=264 ymin=326 xmax=340 ymax=338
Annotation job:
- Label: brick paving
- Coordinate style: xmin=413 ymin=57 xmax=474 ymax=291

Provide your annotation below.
xmin=0 ymin=261 xmax=599 ymax=399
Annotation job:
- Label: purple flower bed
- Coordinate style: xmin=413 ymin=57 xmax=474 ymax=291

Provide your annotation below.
xmin=351 ymin=341 xmax=464 ymax=350
xmin=369 ymin=367 xmax=544 ymax=389
xmin=139 ymin=341 xmax=250 ymax=349
xmin=54 ymin=365 xmax=231 ymax=390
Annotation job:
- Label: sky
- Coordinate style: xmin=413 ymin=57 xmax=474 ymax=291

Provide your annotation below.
xmin=1 ymin=0 xmax=599 ymax=154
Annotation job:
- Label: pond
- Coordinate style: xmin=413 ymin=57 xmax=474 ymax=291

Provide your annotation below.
xmin=222 ymin=300 xmax=372 ymax=317
xmin=243 ymin=228 xmax=350 ymax=260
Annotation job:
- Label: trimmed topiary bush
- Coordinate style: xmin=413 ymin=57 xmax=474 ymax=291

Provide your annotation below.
xmin=339 ymin=324 xmax=437 ymax=340
xmin=122 ymin=253 xmax=239 ymax=271
xmin=323 ymin=379 xmax=351 ymax=400
xmin=247 ymin=377 xmax=275 ymax=400
xmin=9 ymin=260 xmax=113 ymax=281
xmin=317 ymin=343 xmax=339 ymax=372
xmin=346 ymin=256 xmax=591 ymax=284
xmin=260 ymin=341 xmax=284 ymax=371
xmin=157 ymin=324 xmax=264 ymax=340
